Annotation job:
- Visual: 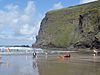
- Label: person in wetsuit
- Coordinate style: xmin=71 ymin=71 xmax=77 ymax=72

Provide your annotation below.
xmin=33 ymin=51 xmax=37 ymax=58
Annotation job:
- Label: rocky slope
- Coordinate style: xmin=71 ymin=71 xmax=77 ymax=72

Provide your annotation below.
xmin=33 ymin=1 xmax=100 ymax=49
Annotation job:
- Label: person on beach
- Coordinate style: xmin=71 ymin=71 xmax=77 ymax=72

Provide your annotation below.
xmin=64 ymin=52 xmax=71 ymax=58
xmin=45 ymin=51 xmax=48 ymax=59
xmin=93 ymin=48 xmax=98 ymax=56
xmin=58 ymin=52 xmax=71 ymax=60
xmin=33 ymin=51 xmax=37 ymax=58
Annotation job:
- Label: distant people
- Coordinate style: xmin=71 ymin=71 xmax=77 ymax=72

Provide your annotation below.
xmin=45 ymin=51 xmax=48 ymax=55
xmin=58 ymin=52 xmax=71 ymax=61
xmin=93 ymin=48 xmax=98 ymax=56
xmin=45 ymin=51 xmax=48 ymax=59
xmin=33 ymin=51 xmax=37 ymax=58
xmin=64 ymin=52 xmax=71 ymax=58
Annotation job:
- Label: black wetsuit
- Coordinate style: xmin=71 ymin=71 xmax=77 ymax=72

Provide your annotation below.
xmin=33 ymin=52 xmax=36 ymax=58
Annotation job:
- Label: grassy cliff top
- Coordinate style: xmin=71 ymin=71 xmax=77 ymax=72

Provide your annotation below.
xmin=34 ymin=0 xmax=100 ymax=48
xmin=47 ymin=1 xmax=99 ymax=14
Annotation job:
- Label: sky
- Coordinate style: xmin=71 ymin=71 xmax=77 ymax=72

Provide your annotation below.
xmin=0 ymin=0 xmax=98 ymax=46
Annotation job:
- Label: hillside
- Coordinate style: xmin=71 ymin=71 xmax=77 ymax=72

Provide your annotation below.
xmin=33 ymin=1 xmax=100 ymax=49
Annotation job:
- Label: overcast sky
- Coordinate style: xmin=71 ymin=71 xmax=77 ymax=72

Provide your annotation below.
xmin=0 ymin=0 xmax=98 ymax=46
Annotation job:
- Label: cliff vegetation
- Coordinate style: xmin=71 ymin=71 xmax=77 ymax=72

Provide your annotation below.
xmin=33 ymin=1 xmax=100 ymax=49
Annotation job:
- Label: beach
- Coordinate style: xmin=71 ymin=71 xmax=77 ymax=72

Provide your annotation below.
xmin=0 ymin=52 xmax=100 ymax=75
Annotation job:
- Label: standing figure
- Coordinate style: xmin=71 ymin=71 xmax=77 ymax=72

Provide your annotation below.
xmin=45 ymin=51 xmax=48 ymax=59
xmin=64 ymin=52 xmax=71 ymax=58
xmin=93 ymin=49 xmax=98 ymax=56
xmin=33 ymin=51 xmax=37 ymax=58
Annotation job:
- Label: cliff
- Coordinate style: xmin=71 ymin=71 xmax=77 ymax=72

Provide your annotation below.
xmin=33 ymin=1 xmax=100 ymax=49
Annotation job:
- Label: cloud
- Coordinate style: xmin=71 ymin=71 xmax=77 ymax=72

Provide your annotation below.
xmin=0 ymin=1 xmax=63 ymax=45
xmin=5 ymin=4 xmax=19 ymax=11
xmin=49 ymin=2 xmax=64 ymax=11
xmin=24 ymin=1 xmax=36 ymax=16
xmin=0 ymin=1 xmax=40 ymax=42
xmin=20 ymin=24 xmax=34 ymax=35
xmin=80 ymin=0 xmax=98 ymax=4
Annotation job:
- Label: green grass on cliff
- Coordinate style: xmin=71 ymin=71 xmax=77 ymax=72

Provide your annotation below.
xmin=47 ymin=1 xmax=99 ymax=15
xmin=36 ymin=1 xmax=100 ymax=47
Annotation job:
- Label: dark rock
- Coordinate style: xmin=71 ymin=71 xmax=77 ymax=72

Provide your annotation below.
xmin=33 ymin=0 xmax=100 ymax=49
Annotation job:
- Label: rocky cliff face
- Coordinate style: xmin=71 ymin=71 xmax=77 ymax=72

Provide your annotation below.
xmin=33 ymin=1 xmax=100 ymax=48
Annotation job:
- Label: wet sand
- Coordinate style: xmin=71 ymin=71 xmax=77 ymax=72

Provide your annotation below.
xmin=37 ymin=53 xmax=100 ymax=75
xmin=0 ymin=52 xmax=100 ymax=75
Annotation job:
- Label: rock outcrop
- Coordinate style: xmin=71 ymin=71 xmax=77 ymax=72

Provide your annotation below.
xmin=33 ymin=1 xmax=100 ymax=49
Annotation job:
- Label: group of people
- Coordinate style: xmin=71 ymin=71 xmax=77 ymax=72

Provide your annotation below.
xmin=32 ymin=51 xmax=71 ymax=60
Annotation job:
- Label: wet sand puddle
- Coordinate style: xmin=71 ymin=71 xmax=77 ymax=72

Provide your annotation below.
xmin=0 ymin=52 xmax=100 ymax=75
